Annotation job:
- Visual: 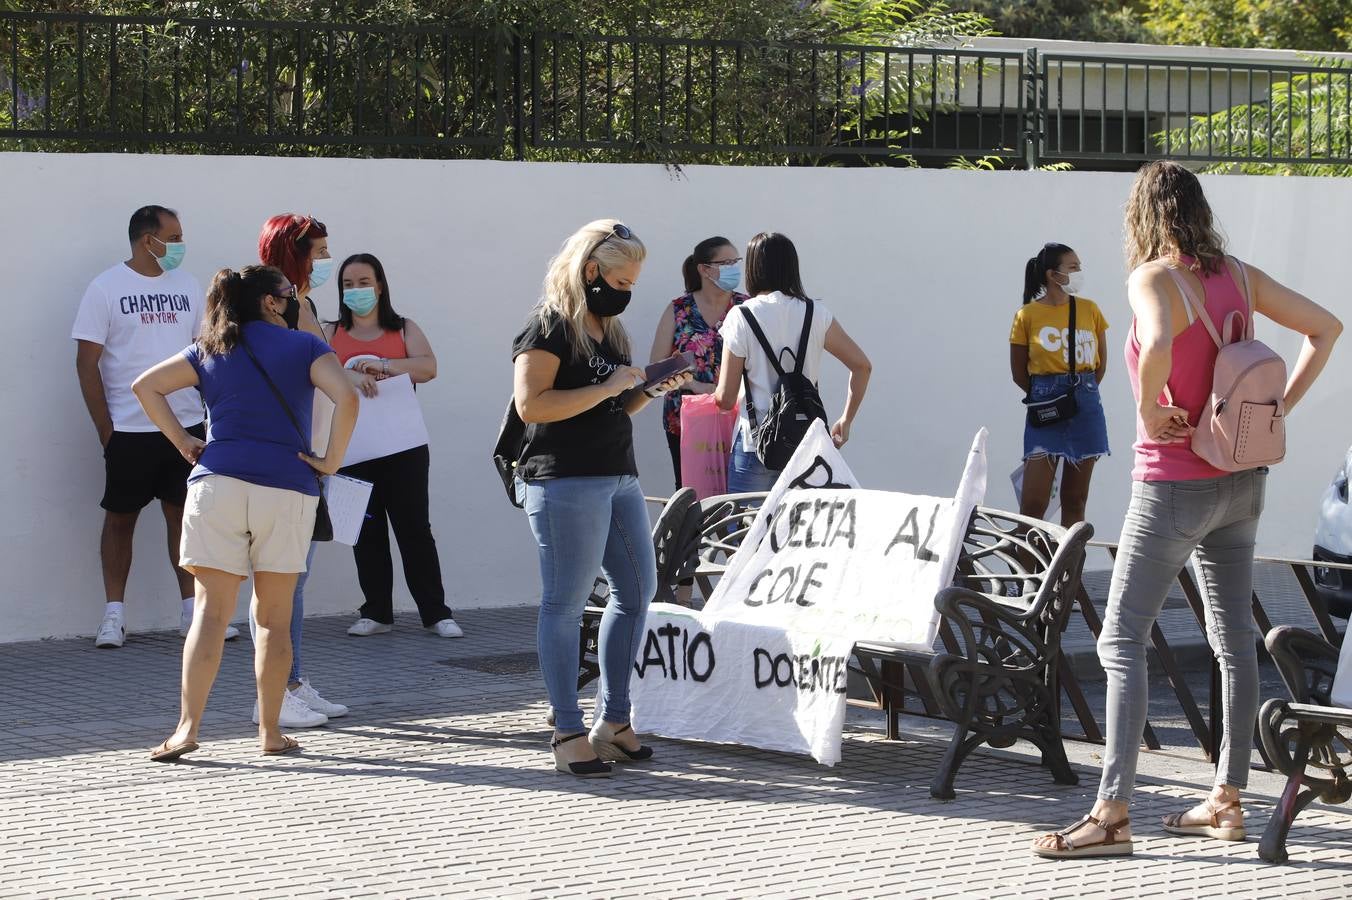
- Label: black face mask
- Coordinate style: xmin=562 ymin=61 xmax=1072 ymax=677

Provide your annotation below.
xmin=281 ymin=295 xmax=301 ymax=331
xmin=584 ymin=270 xmax=632 ymax=318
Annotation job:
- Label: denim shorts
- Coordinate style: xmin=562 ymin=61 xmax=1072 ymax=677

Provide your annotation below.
xmin=1023 ymin=372 xmax=1110 ymax=464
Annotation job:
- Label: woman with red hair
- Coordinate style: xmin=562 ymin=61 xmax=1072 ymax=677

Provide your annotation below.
xmin=250 ymin=213 xmax=348 ymax=730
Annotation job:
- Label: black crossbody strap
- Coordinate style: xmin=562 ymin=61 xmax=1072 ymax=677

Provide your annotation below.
xmin=239 ymin=335 xmax=315 ymax=463
xmin=1068 ymin=296 xmax=1079 ymax=384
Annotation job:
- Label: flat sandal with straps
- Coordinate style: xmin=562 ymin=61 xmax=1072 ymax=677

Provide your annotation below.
xmin=1162 ymin=798 xmax=1245 ymax=841
xmin=1032 ymin=814 xmax=1134 ymax=859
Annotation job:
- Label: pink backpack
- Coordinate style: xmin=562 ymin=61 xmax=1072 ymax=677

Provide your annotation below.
xmin=1164 ymin=258 xmax=1287 ymax=472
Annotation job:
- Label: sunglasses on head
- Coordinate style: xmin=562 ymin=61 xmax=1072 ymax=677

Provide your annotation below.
xmin=590 ymin=223 xmax=634 ymax=257
xmin=295 ymin=216 xmax=324 ymax=243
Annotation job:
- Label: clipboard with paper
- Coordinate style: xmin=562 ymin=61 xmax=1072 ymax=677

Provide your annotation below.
xmin=341 ymin=373 xmax=431 ymax=466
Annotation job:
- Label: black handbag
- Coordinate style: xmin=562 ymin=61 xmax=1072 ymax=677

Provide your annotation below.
xmin=492 ymin=397 xmax=527 ymax=509
xmin=240 ymin=337 xmax=334 ymax=542
xmin=1024 ymin=297 xmax=1080 ymax=429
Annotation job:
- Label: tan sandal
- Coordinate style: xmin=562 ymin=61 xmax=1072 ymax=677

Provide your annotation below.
xmin=262 ymin=735 xmax=302 ymax=756
xmin=1032 ymin=814 xmax=1134 ymax=859
xmin=1162 ymin=798 xmax=1245 ymax=841
xmin=149 ymin=739 xmax=199 ymax=763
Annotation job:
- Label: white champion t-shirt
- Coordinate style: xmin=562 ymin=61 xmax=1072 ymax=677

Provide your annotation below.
xmin=720 ymin=291 xmax=834 ymax=443
xmin=70 ymin=262 xmax=206 ymax=431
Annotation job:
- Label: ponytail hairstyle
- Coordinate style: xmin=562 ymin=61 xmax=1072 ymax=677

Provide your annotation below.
xmin=682 ymin=236 xmax=734 ymax=293
xmin=537 ymin=218 xmax=644 ymax=362
xmin=199 ymin=265 xmax=287 ymax=357
xmin=1125 ymin=160 xmax=1227 ymax=275
xmin=1023 ymin=242 xmax=1075 ymax=304
xmin=258 ymin=214 xmax=328 ymax=294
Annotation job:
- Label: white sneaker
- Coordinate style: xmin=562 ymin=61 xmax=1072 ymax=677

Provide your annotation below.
xmin=94 ymin=612 xmax=125 ymax=648
xmin=179 ymin=608 xmax=240 ymax=640
xmin=252 ymin=690 xmax=329 ymax=728
xmin=347 ymin=618 xmax=392 ymax=636
xmin=428 ymin=618 xmax=464 ymax=638
xmin=291 ymin=679 xmax=349 ymax=718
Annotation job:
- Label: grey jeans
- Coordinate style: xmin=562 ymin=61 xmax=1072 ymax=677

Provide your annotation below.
xmin=1097 ymin=468 xmax=1266 ymax=803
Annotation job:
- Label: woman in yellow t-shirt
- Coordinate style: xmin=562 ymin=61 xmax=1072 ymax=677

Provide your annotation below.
xmin=1009 ymin=242 xmax=1109 ymax=526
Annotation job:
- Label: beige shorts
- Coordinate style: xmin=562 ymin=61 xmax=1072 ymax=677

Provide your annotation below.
xmin=180 ymin=475 xmax=318 ymax=576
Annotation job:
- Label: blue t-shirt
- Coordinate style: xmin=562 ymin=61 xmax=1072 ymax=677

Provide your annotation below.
xmin=183 ymin=321 xmax=332 ymax=496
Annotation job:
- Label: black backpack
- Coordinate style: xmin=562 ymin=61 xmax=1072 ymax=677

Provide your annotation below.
xmin=740 ymin=299 xmax=828 ymax=470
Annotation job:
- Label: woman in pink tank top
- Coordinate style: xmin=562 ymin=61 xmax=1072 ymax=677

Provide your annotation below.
xmin=321 ymin=254 xmax=462 ymax=642
xmin=1034 ymin=162 xmax=1342 ymax=860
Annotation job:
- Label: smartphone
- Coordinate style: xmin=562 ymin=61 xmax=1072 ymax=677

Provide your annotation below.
xmin=641 ymin=351 xmax=695 ymax=393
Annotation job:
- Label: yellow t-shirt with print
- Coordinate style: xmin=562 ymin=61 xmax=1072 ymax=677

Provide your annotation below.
xmin=1009 ymin=298 xmax=1109 ymax=375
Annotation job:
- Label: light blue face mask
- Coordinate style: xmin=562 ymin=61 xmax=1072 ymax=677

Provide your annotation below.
xmin=151 ymin=237 xmax=186 ymax=272
xmin=309 ymin=256 xmax=335 ymax=289
xmin=342 ymin=286 xmax=378 ymax=316
xmin=714 ymin=262 xmax=742 ymax=292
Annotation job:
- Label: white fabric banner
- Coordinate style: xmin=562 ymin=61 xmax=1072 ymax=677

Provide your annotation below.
xmin=1332 ymin=630 xmax=1352 ymax=709
xmin=632 ymin=421 xmax=989 ymax=764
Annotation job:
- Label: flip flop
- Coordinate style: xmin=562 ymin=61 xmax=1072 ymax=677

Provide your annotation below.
xmin=262 ymin=735 xmax=302 ymax=756
xmin=1032 ymin=814 xmax=1134 ymax=859
xmin=1162 ymin=798 xmax=1245 ymax=841
xmin=149 ymin=739 xmax=199 ymax=763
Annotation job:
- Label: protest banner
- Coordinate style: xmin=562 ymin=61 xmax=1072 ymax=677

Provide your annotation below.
xmin=632 ymin=421 xmax=988 ymax=764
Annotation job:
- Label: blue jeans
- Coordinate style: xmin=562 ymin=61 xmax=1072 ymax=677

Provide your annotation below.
xmin=727 ymin=432 xmax=778 ymax=494
xmin=523 ymin=475 xmax=656 ymax=735
xmin=1097 ymin=469 xmax=1265 ymax=802
xmin=249 ymin=540 xmax=313 ymax=685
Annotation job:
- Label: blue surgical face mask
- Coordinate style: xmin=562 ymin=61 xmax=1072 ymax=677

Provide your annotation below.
xmin=309 ymin=256 xmax=335 ymax=289
xmin=151 ymin=236 xmax=186 ymax=272
xmin=342 ymin=286 xmax=378 ymax=316
xmin=714 ymin=262 xmax=742 ymax=292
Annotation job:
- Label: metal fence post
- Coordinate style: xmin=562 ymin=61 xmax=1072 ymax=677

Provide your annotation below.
xmin=1023 ymin=48 xmax=1041 ymax=170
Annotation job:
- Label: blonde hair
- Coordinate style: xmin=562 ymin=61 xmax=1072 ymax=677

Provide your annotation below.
xmin=537 ymin=218 xmax=645 ymax=361
xmin=1125 ymin=161 xmax=1227 ymax=275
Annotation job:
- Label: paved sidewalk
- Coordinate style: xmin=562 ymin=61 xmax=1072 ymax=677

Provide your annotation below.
xmin=1 ymin=606 xmax=1350 ymax=898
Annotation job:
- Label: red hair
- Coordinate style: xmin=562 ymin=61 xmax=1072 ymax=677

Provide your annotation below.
xmin=258 ymin=214 xmax=329 ymax=291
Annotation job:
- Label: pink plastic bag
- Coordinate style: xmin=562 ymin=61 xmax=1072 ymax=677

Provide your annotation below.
xmin=679 ymin=394 xmax=738 ymax=500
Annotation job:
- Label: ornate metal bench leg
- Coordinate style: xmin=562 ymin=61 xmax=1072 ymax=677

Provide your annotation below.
xmin=1259 ymin=738 xmax=1313 ymax=865
xmin=929 ymin=727 xmax=986 ymax=800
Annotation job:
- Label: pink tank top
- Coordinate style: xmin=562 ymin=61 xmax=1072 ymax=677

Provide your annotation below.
xmin=1125 ymin=257 xmax=1249 ymax=482
xmin=330 ymin=325 xmax=408 ymax=366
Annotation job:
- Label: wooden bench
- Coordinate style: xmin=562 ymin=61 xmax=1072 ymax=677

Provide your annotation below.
xmin=1256 ymin=625 xmax=1352 ymax=863
xmin=579 ymin=491 xmax=1093 ymax=799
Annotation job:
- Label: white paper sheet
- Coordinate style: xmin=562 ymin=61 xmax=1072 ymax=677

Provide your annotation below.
xmin=341 ymin=373 xmax=430 ymax=466
xmin=323 ymin=474 xmax=373 ymax=546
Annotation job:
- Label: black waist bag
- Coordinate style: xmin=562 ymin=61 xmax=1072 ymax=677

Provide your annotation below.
xmin=1024 ymin=297 xmax=1080 ymax=429
xmin=741 ymin=300 xmax=828 ymax=470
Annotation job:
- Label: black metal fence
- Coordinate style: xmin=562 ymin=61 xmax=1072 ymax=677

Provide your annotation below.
xmin=4 ymin=10 xmax=1351 ymax=170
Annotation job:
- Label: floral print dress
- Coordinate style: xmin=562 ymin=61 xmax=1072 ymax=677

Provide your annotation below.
xmin=662 ymin=291 xmax=748 ymax=439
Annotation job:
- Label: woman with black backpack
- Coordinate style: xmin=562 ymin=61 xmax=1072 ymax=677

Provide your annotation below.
xmin=714 ymin=232 xmax=871 ymax=491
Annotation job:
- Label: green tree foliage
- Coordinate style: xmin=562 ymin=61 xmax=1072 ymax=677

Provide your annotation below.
xmin=951 ymin=0 xmax=1149 ymax=43
xmin=1144 ymin=0 xmax=1352 ymax=52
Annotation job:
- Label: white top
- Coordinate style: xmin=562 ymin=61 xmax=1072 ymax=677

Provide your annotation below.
xmin=71 ymin=263 xmax=205 ymax=431
xmin=720 ymin=291 xmax=834 ymax=442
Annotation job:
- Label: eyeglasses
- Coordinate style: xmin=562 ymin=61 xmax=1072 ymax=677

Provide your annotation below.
xmin=295 ymin=216 xmax=324 ymax=243
xmin=589 ymin=223 xmax=634 ymax=258
xmin=702 ymin=257 xmax=742 ymax=267
xmin=273 ymin=285 xmax=298 ymax=302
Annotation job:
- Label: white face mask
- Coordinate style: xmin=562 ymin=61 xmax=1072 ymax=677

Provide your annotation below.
xmin=1058 ymin=270 xmax=1085 ymax=296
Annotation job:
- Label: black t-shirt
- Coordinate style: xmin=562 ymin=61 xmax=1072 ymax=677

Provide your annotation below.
xmin=511 ymin=310 xmax=637 ymax=480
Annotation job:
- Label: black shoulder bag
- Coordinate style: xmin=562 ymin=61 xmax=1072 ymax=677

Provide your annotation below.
xmin=740 ymin=299 xmax=828 ymax=470
xmin=492 ymin=397 xmax=527 ymax=509
xmin=1023 ymin=296 xmax=1079 ymax=429
xmin=239 ymin=337 xmax=334 ymax=542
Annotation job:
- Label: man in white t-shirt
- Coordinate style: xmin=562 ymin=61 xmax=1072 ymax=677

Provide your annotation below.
xmin=72 ymin=205 xmax=237 ymax=648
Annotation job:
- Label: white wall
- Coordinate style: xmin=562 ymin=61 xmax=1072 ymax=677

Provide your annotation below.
xmin=2 ymin=152 xmax=1348 ymax=642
